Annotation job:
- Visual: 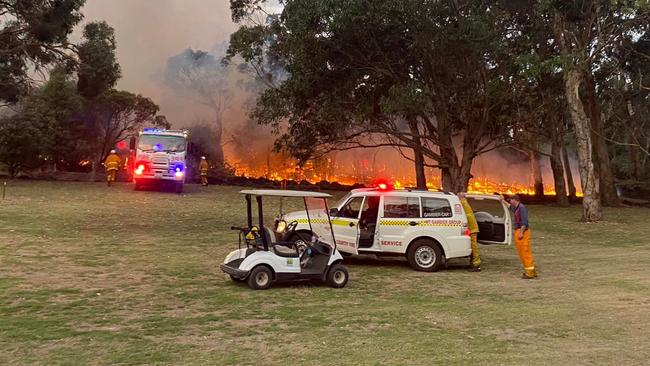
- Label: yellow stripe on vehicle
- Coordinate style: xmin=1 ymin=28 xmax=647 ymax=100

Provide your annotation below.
xmin=380 ymin=219 xmax=463 ymax=227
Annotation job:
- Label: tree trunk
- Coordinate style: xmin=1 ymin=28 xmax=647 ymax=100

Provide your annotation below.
xmin=562 ymin=144 xmax=577 ymax=200
xmin=408 ymin=119 xmax=427 ymax=189
xmin=530 ymin=150 xmax=544 ymax=198
xmin=550 ymin=139 xmax=569 ymax=206
xmin=584 ymin=72 xmax=619 ymax=206
xmin=629 ymin=130 xmax=641 ymax=180
xmin=440 ymin=147 xmax=472 ymax=193
xmin=214 ymin=112 xmax=225 ymax=167
xmin=441 ymin=164 xmax=472 ymax=193
xmin=90 ymin=156 xmax=100 ymax=182
xmin=414 ymin=148 xmax=427 ymax=189
xmin=564 ymin=70 xmax=602 ymax=221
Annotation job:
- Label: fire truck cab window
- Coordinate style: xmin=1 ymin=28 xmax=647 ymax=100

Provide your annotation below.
xmin=421 ymin=197 xmax=453 ymax=218
xmin=138 ymin=135 xmax=186 ymax=152
xmin=339 ymin=197 xmax=364 ymax=219
xmin=383 ymin=196 xmax=420 ymax=218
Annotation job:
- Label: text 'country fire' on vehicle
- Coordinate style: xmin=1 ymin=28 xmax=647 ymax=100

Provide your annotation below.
xmin=277 ymin=185 xmax=512 ymax=271
xmin=132 ymin=128 xmax=188 ymax=193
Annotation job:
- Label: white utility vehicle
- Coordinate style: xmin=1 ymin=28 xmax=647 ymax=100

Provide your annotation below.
xmin=220 ymin=190 xmax=349 ymax=290
xmin=281 ymin=186 xmax=512 ymax=272
xmin=132 ymin=128 xmax=188 ymax=193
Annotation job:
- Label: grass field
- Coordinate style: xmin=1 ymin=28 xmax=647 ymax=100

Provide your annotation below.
xmin=1 ymin=181 xmax=650 ymax=365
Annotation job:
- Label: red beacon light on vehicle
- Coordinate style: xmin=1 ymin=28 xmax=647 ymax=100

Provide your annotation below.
xmin=373 ymin=179 xmax=393 ymax=191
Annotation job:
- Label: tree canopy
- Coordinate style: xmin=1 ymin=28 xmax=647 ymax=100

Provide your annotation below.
xmin=0 ymin=0 xmax=85 ymax=103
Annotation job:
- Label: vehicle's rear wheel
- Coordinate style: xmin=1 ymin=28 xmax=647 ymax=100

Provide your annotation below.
xmin=326 ymin=263 xmax=349 ymax=288
xmin=407 ymin=239 xmax=443 ymax=272
xmin=247 ymin=265 xmax=273 ymax=290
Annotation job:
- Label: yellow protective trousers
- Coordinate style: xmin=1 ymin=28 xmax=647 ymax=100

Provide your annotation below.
xmin=106 ymin=169 xmax=117 ymax=183
xmin=200 ymin=174 xmax=208 ymax=186
xmin=514 ymin=228 xmax=536 ymax=277
xmin=470 ymin=233 xmax=481 ymax=268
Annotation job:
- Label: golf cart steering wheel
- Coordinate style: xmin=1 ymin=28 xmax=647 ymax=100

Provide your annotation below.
xmin=283 ymin=220 xmax=312 ymax=256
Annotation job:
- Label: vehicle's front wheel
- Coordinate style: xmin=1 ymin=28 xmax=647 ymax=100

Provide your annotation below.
xmin=326 ymin=263 xmax=349 ymax=288
xmin=174 ymin=182 xmax=183 ymax=194
xmin=247 ymin=266 xmax=273 ymax=290
xmin=407 ymin=239 xmax=443 ymax=272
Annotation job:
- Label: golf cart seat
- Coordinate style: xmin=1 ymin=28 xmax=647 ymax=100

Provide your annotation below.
xmin=261 ymin=227 xmax=299 ymax=258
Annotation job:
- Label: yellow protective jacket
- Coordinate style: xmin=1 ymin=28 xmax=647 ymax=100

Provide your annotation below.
xmin=460 ymin=198 xmax=479 ymax=234
xmin=199 ymin=160 xmax=209 ymax=175
xmin=104 ymin=154 xmax=121 ymax=171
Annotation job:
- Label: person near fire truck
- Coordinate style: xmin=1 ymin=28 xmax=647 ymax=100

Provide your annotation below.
xmin=199 ymin=156 xmax=209 ymax=186
xmin=104 ymin=149 xmax=121 ymax=186
xmin=507 ymin=194 xmax=537 ymax=279
xmin=458 ymin=192 xmax=481 ymax=272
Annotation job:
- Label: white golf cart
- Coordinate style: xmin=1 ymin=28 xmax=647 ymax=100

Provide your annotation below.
xmin=220 ymin=189 xmax=349 ymax=290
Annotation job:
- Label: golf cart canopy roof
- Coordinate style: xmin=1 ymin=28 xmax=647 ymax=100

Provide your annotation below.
xmin=239 ymin=189 xmax=332 ymax=198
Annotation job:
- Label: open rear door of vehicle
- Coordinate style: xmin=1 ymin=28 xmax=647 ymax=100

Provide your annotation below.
xmin=466 ymin=194 xmax=512 ymax=245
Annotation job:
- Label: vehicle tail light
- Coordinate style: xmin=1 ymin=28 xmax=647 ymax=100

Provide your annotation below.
xmin=462 ymin=225 xmax=470 ymax=236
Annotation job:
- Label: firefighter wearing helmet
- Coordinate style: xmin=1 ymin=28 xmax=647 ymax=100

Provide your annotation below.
xmin=104 ymin=149 xmax=121 ymax=186
xmin=199 ymin=156 xmax=209 ymax=186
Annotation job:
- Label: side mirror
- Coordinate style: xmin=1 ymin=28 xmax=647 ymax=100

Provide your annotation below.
xmin=329 ymin=208 xmax=338 ymax=217
xmin=129 ymin=136 xmax=136 ymax=150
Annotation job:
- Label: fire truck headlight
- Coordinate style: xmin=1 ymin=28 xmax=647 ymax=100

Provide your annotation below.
xmin=275 ymin=220 xmax=287 ymax=233
xmin=175 ymin=171 xmax=184 ymax=178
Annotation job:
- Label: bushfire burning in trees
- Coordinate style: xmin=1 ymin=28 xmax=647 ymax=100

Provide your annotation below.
xmin=226 ymin=146 xmax=582 ymax=196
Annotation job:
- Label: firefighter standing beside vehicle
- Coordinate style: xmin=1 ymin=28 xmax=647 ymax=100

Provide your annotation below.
xmin=199 ymin=156 xmax=209 ymax=186
xmin=104 ymin=150 xmax=121 ymax=186
xmin=507 ymin=194 xmax=537 ymax=279
xmin=458 ymin=192 xmax=481 ymax=272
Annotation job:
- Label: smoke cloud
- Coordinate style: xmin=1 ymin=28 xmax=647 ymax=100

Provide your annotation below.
xmin=73 ymin=1 xmax=581 ymax=194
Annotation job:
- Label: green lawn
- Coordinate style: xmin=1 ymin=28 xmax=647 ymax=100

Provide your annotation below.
xmin=1 ymin=181 xmax=649 ymax=365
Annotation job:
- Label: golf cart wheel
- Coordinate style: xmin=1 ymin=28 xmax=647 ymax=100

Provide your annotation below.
xmin=326 ymin=263 xmax=349 ymax=288
xmin=407 ymin=239 xmax=443 ymax=272
xmin=247 ymin=265 xmax=273 ymax=290
xmin=229 ymin=275 xmax=245 ymax=283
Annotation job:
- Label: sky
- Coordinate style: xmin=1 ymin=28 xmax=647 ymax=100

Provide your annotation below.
xmin=73 ymin=0 xmax=238 ymax=121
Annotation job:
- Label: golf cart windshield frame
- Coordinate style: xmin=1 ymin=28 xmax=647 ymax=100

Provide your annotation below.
xmin=242 ymin=192 xmax=337 ymax=251
xmin=302 ymin=197 xmax=337 ymax=249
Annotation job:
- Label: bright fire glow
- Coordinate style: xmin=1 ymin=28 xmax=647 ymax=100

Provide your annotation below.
xmin=225 ymin=151 xmax=583 ymax=197
xmin=229 ymin=162 xmax=583 ymax=197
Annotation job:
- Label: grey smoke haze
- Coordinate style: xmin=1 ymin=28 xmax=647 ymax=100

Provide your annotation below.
xmin=71 ymin=1 xmax=580 ymax=192
xmin=74 ymin=0 xmax=237 ymax=123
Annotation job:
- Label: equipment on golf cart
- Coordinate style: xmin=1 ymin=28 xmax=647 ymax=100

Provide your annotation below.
xmin=220 ymin=189 xmax=349 ymax=290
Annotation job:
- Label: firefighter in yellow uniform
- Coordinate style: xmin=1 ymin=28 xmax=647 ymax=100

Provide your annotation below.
xmin=199 ymin=156 xmax=209 ymax=186
xmin=104 ymin=150 xmax=121 ymax=186
xmin=507 ymin=194 xmax=537 ymax=279
xmin=459 ymin=192 xmax=481 ymax=272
